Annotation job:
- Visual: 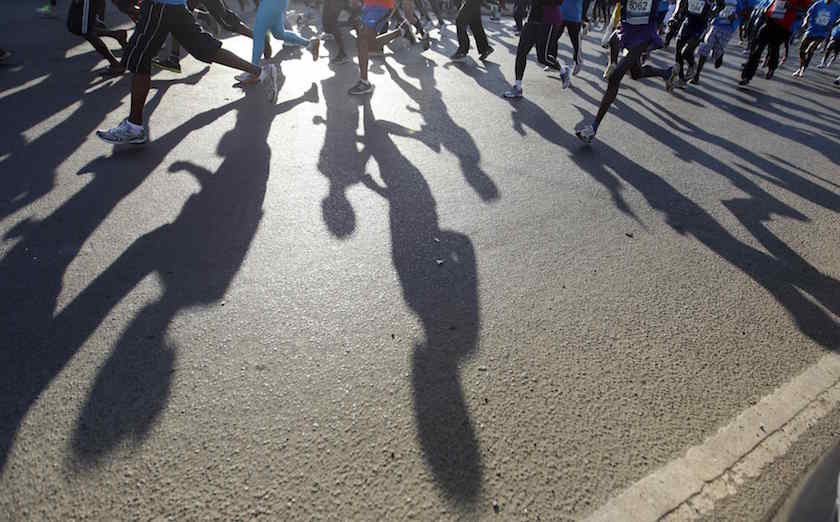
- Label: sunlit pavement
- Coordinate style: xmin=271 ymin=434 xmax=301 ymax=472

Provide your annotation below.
xmin=2 ymin=1 xmax=839 ymax=519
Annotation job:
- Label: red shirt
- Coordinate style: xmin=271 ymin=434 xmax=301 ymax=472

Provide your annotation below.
xmin=766 ymin=0 xmax=811 ymax=30
xmin=365 ymin=0 xmax=395 ymax=8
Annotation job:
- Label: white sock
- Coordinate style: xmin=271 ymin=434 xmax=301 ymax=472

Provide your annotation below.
xmin=125 ymin=120 xmax=143 ymax=132
xmin=514 ymin=80 xmax=522 ymax=88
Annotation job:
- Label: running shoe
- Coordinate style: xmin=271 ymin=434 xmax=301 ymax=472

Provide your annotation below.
xmin=560 ymin=67 xmax=571 ymax=89
xmin=573 ymin=58 xmax=582 ymax=76
xmin=714 ymin=55 xmax=723 ymax=68
xmin=235 ymin=71 xmax=258 ymax=83
xmin=602 ymin=63 xmax=616 ymax=80
xmin=36 ymin=3 xmax=57 ymax=18
xmin=576 ymin=124 xmax=596 ymax=144
xmin=403 ymin=23 xmax=417 ymax=45
xmin=152 ymin=57 xmax=182 ymax=74
xmin=688 ymin=76 xmax=699 ymax=84
xmin=422 ymin=34 xmax=431 ymax=51
xmin=738 ymin=77 xmax=750 ymax=86
xmin=308 ymin=38 xmax=320 ymax=60
xmin=684 ymin=64 xmax=695 ymax=80
xmin=96 ymin=119 xmax=148 ymax=145
xmin=817 ymin=61 xmax=826 ymax=69
xmin=348 ymin=79 xmax=374 ymax=95
xmin=479 ymin=46 xmax=495 ymax=60
xmin=765 ymin=68 xmax=774 ymax=80
xmin=503 ymin=85 xmax=523 ymax=98
xmin=331 ymin=52 xmax=352 ymax=64
xmin=260 ymin=63 xmax=279 ymax=103
xmin=665 ymin=66 xmax=677 ymax=92
xmin=450 ymin=51 xmax=468 ymax=61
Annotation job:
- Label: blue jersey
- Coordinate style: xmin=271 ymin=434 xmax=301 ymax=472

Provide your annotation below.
xmin=658 ymin=0 xmax=671 ymax=12
xmin=805 ymin=0 xmax=840 ymax=37
xmin=561 ymin=0 xmax=584 ymax=22
xmin=713 ymin=0 xmax=747 ymax=27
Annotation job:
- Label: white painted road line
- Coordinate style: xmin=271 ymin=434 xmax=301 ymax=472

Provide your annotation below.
xmin=586 ymin=353 xmax=840 ymax=522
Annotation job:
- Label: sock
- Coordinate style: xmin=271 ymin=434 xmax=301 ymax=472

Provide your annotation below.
xmin=515 ymin=80 xmax=522 ymax=88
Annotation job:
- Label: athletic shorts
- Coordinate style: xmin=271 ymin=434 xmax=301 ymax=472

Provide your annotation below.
xmin=122 ymin=1 xmax=222 ymax=74
xmin=698 ymin=26 xmax=735 ymax=58
xmin=360 ymin=5 xmax=391 ymax=29
xmin=67 ymin=0 xmax=106 ymax=36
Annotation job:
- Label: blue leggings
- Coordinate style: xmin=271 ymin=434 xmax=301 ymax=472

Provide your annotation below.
xmin=252 ymin=0 xmax=309 ymax=64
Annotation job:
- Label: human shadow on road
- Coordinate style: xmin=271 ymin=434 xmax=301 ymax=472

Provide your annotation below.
xmin=313 ymin=63 xmax=366 ymax=238
xmin=384 ymin=56 xmax=499 ymax=201
xmin=0 ymin=56 xmax=205 ymax=221
xmin=0 ymin=73 xmax=219 ymax=474
xmin=0 ymin=81 xmax=317 ymax=471
xmin=567 ymin=89 xmax=840 ymax=350
xmin=357 ymin=99 xmax=483 ymax=506
xmin=67 ymin=84 xmax=318 ymax=464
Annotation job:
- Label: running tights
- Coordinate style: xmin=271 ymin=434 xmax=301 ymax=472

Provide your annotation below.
xmin=742 ymin=18 xmax=789 ymax=81
xmin=675 ymin=34 xmax=702 ymax=80
xmin=252 ymin=0 xmax=309 ymax=65
xmin=515 ymin=22 xmax=564 ymax=79
xmin=595 ymin=42 xmax=669 ymax=129
xmin=550 ymin=21 xmax=581 ymax=63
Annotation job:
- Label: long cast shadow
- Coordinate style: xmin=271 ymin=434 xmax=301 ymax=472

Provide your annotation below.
xmin=0 ymin=80 xmax=317 ymax=471
xmin=358 ymin=99 xmax=483 ymax=506
xmin=384 ymin=56 xmax=499 ymax=201
xmin=66 ymin=83 xmax=318 ymax=464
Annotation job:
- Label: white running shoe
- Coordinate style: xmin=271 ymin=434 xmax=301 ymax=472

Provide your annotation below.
xmin=576 ymin=124 xmax=596 ymax=144
xmin=503 ymin=85 xmax=523 ymax=98
xmin=260 ymin=64 xmax=279 ymax=103
xmin=96 ymin=119 xmax=148 ymax=145
xmin=560 ymin=66 xmax=571 ymax=89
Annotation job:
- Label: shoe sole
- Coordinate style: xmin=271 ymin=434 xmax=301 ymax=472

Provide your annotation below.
xmin=153 ymin=63 xmax=181 ymax=74
xmin=95 ymin=132 xmax=147 ymax=145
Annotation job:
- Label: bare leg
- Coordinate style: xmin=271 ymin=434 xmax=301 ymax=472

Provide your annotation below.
xmin=85 ymin=34 xmax=122 ymax=68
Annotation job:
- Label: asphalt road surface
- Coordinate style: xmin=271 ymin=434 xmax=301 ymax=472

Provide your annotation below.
xmin=2 ymin=0 xmax=839 ymax=520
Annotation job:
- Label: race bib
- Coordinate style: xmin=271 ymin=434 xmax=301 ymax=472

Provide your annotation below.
xmin=626 ymin=0 xmax=654 ymax=24
xmin=720 ymin=5 xmax=736 ymax=17
xmin=771 ymin=0 xmax=787 ymax=18
xmin=688 ymin=0 xmax=706 ymax=14
xmin=816 ymin=9 xmax=831 ymax=25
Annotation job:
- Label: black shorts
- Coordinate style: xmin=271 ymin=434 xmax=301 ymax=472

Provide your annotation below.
xmin=122 ymin=1 xmax=222 ymax=74
xmin=67 ymin=0 xmax=106 ymax=36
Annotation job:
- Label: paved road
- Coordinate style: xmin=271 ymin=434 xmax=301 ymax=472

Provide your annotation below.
xmin=2 ymin=0 xmax=839 ymax=519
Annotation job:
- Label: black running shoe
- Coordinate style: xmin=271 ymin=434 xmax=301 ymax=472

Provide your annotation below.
xmin=479 ymin=46 xmax=494 ymax=60
xmin=152 ymin=57 xmax=182 ymax=74
xmin=714 ymin=56 xmax=723 ymax=68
